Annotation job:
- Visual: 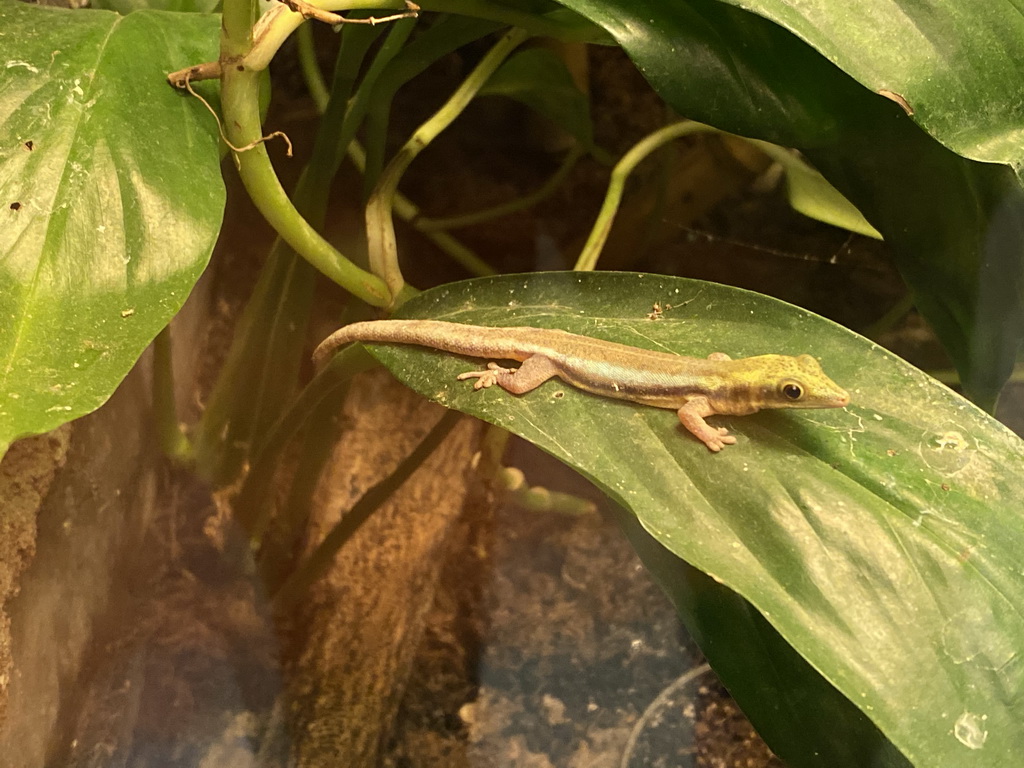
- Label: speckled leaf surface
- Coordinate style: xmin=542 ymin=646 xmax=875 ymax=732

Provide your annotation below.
xmin=361 ymin=272 xmax=1024 ymax=766
xmin=549 ymin=0 xmax=1024 ymax=412
xmin=0 ymin=2 xmax=223 ymax=456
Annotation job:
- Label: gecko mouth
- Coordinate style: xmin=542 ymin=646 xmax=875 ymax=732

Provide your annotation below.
xmin=804 ymin=390 xmax=850 ymax=408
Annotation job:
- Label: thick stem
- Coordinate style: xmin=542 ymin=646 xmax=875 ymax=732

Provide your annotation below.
xmin=219 ymin=63 xmax=392 ymax=305
xmin=221 ymin=0 xmax=256 ymax=59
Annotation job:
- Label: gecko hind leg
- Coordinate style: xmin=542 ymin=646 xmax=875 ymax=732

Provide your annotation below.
xmin=456 ymin=354 xmax=559 ymax=394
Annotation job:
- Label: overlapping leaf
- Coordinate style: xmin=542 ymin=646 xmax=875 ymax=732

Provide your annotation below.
xmin=724 ymin=0 xmax=1024 ymax=172
xmin=0 ymin=2 xmax=223 ymax=456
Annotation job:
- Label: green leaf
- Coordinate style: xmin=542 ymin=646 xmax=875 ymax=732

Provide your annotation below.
xmin=747 ymin=140 xmax=882 ymax=239
xmin=0 ymin=3 xmax=223 ymax=455
xmin=350 ymin=271 xmax=1024 ymax=767
xmin=549 ymin=0 xmax=1024 ymax=411
xmin=721 ymin=0 xmax=1024 ymax=173
xmin=91 ymin=0 xmax=221 ymax=14
xmin=479 ymin=47 xmax=596 ymax=152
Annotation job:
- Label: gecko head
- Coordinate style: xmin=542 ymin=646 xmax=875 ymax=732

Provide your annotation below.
xmin=752 ymin=354 xmax=850 ymax=410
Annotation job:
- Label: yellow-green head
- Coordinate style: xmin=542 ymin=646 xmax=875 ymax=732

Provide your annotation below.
xmin=748 ymin=354 xmax=849 ymax=411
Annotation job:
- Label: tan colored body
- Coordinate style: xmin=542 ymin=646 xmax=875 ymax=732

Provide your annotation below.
xmin=314 ymin=320 xmax=850 ymax=451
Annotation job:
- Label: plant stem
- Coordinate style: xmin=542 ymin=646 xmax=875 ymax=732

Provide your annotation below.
xmin=575 ymin=121 xmax=713 ymax=272
xmin=328 ymin=17 xmax=418 ymax=182
xmin=152 ymin=326 xmax=193 ymax=463
xmin=247 ymin=0 xmax=600 ymax=73
xmin=295 ymin=23 xmax=329 ymax=112
xmin=246 ymin=0 xmax=411 ymax=71
xmin=296 ymin=26 xmax=492 ymax=279
xmin=221 ymin=0 xmax=255 ymax=59
xmin=366 ymin=26 xmax=530 ymax=299
xmin=193 ymin=17 xmax=392 ymax=485
xmin=500 ymin=467 xmax=597 ymax=515
xmin=864 ymin=293 xmax=915 ymax=340
xmin=219 ymin=52 xmax=392 ymax=305
xmin=417 ymin=144 xmax=585 ymax=231
xmin=359 ymin=14 xmax=503 ymax=194
xmin=348 ymin=141 xmax=496 ymax=277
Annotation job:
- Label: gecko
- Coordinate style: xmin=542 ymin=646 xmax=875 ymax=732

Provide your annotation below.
xmin=313 ymin=319 xmax=850 ymax=451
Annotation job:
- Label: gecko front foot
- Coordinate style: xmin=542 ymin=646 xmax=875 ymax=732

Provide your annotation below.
xmin=456 ymin=362 xmax=514 ymax=390
xmin=678 ymin=397 xmax=739 ymax=452
xmin=703 ymin=429 xmax=738 ymax=452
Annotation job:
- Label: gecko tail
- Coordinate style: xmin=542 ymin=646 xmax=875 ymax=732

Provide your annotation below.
xmin=313 ymin=319 xmax=541 ymax=371
xmin=312 ymin=320 xmax=474 ymax=371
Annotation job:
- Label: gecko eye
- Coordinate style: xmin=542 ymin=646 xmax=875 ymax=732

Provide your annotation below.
xmin=781 ymin=381 xmax=804 ymax=400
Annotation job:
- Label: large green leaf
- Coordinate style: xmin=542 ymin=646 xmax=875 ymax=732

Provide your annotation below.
xmin=0 ymin=2 xmax=223 ymax=456
xmin=548 ymin=0 xmax=1024 ymax=410
xmin=343 ymin=271 xmax=1024 ymax=766
xmin=723 ymin=0 xmax=1024 ymax=172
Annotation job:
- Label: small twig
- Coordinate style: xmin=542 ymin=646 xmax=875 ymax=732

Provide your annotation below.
xmin=282 ymin=0 xmax=419 ymax=27
xmin=179 ymin=71 xmax=293 ymax=158
xmin=166 ymin=60 xmax=222 ymax=89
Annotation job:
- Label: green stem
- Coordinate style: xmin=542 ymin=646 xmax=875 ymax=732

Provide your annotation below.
xmin=303 ymin=17 xmax=392 ymax=197
xmin=417 ymin=144 xmax=585 ymax=231
xmin=359 ymin=14 xmax=503 ymax=195
xmin=574 ymin=121 xmax=715 ymax=272
xmin=329 ymin=17 xmax=417 ymax=181
xmin=152 ymin=327 xmax=193 ymax=463
xmin=271 ymin=408 xmax=463 ymax=612
xmin=219 ymin=60 xmax=392 ymax=305
xmin=246 ymin=0 xmax=410 ymax=71
xmin=500 ymin=467 xmax=597 ymax=515
xmin=928 ymin=363 xmax=1024 ymax=387
xmin=257 ymin=376 xmax=352 ymax=593
xmin=221 ymin=0 xmax=255 ymax=58
xmin=348 ymin=141 xmax=496 ymax=277
xmin=366 ymin=26 xmax=530 ymax=299
xmin=295 ymin=23 xmax=329 ymax=112
xmin=247 ymin=0 xmax=600 ymax=73
xmin=193 ymin=19 xmax=389 ymax=485
xmin=295 ymin=27 xmax=491 ymax=279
